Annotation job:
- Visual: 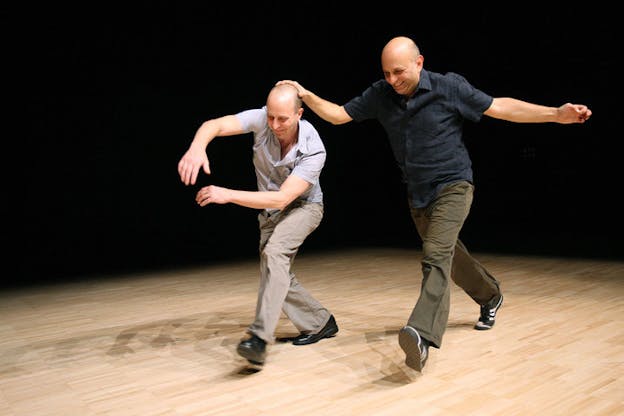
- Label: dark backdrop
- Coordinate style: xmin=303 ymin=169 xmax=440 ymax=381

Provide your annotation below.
xmin=9 ymin=4 xmax=619 ymax=288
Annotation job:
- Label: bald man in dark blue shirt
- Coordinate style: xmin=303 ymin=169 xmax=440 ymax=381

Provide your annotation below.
xmin=278 ymin=36 xmax=591 ymax=372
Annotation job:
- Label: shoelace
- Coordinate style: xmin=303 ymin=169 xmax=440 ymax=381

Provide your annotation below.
xmin=480 ymin=305 xmax=495 ymax=320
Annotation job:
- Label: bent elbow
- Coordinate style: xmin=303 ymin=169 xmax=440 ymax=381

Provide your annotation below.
xmin=275 ymin=194 xmax=298 ymax=211
xmin=276 ymin=200 xmax=290 ymax=211
xmin=330 ymin=115 xmax=350 ymax=126
xmin=331 ymin=110 xmax=352 ymax=125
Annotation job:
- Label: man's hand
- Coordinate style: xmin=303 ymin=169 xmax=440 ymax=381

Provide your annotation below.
xmin=178 ymin=146 xmax=211 ymax=185
xmin=196 ymin=185 xmax=231 ymax=206
xmin=557 ymin=103 xmax=592 ymax=124
xmin=276 ymin=80 xmax=309 ymax=99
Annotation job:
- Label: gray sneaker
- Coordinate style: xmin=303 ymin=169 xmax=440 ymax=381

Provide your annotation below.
xmin=398 ymin=326 xmax=429 ymax=371
xmin=474 ymin=294 xmax=504 ymax=330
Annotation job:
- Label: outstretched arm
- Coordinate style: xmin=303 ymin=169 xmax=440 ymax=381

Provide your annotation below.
xmin=276 ymin=80 xmax=353 ymax=125
xmin=195 ymin=174 xmax=311 ymax=211
xmin=484 ymin=98 xmax=592 ymax=124
xmin=178 ymin=115 xmax=245 ymax=185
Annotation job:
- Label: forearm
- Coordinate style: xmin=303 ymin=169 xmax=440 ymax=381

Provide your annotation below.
xmin=189 ymin=119 xmax=221 ymax=150
xmin=201 ymin=185 xmax=297 ymax=210
xmin=300 ymin=92 xmax=351 ymax=125
xmin=196 ymin=172 xmax=311 ymax=210
xmin=486 ymin=97 xmax=559 ymax=123
xmin=218 ymin=189 xmax=297 ymax=211
xmin=276 ymin=80 xmax=352 ymax=125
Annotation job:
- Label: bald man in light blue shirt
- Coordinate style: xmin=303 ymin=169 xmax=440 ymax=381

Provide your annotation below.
xmin=178 ymin=84 xmax=338 ymax=366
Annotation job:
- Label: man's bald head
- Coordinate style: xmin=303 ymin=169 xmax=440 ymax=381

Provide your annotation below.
xmin=382 ymin=36 xmax=420 ymax=62
xmin=267 ymin=83 xmax=303 ymax=113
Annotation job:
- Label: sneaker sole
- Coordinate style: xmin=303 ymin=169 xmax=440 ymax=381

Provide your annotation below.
xmin=398 ymin=326 xmax=424 ymax=371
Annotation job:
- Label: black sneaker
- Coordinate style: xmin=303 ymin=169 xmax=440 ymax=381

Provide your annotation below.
xmin=474 ymin=294 xmax=503 ymax=330
xmin=398 ymin=325 xmax=429 ymax=371
xmin=236 ymin=334 xmax=267 ymax=364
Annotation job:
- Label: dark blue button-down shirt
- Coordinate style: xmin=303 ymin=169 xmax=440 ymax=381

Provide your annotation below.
xmin=343 ymin=69 xmax=493 ymax=208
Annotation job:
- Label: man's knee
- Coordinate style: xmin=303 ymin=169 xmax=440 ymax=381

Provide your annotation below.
xmin=261 ymin=242 xmax=288 ymax=260
xmin=422 ymin=241 xmax=454 ymax=264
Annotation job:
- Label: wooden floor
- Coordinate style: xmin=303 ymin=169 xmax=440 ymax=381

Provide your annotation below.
xmin=1 ymin=247 xmax=623 ymax=415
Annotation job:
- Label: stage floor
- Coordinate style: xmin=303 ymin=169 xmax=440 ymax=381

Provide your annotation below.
xmin=1 ymin=247 xmax=623 ymax=415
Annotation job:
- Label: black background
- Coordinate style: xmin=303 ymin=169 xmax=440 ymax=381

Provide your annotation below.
xmin=9 ymin=4 xmax=620 ymax=288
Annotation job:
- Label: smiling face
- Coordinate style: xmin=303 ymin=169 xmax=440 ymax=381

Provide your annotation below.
xmin=266 ymin=84 xmax=303 ymax=142
xmin=381 ymin=37 xmax=424 ymax=97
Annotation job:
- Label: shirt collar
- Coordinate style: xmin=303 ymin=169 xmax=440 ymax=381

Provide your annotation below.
xmin=416 ymin=69 xmax=432 ymax=93
xmin=274 ymin=120 xmax=308 ymax=166
xmin=295 ymin=120 xmax=309 ymax=154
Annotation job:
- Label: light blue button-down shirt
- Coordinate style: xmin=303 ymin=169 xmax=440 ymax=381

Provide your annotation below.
xmin=236 ymin=107 xmax=326 ymax=213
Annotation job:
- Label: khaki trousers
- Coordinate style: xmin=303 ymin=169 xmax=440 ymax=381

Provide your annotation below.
xmin=248 ymin=202 xmax=331 ymax=343
xmin=407 ymin=181 xmax=500 ymax=348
